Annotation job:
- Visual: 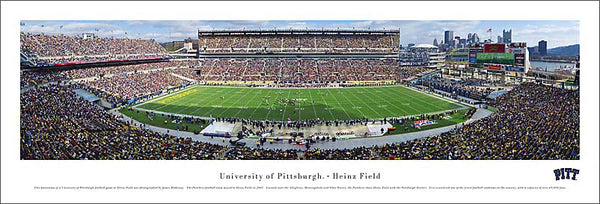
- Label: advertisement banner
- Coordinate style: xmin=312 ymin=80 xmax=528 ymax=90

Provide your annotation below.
xmin=413 ymin=120 xmax=436 ymax=129
xmin=488 ymin=64 xmax=502 ymax=70
xmin=505 ymin=66 xmax=525 ymax=72
xmin=484 ymin=44 xmax=506 ymax=53
xmin=468 ymin=50 xmax=478 ymax=63
xmin=507 ymin=48 xmax=522 ymax=54
xmin=509 ymin=42 xmax=527 ymax=48
xmin=514 ymin=53 xmax=525 ymax=66
xmin=476 ymin=53 xmax=515 ymax=65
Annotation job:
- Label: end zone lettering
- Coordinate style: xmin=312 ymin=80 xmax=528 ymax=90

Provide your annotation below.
xmin=554 ymin=168 xmax=579 ymax=180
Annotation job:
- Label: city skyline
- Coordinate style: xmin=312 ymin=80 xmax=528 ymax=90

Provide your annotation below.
xmin=20 ymin=20 xmax=579 ymax=49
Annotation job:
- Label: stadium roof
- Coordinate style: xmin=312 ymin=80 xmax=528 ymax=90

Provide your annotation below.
xmin=198 ymin=29 xmax=399 ymax=36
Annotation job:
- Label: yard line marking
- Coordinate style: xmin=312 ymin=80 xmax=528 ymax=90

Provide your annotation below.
xmin=376 ymin=86 xmax=431 ymax=112
xmin=360 ymin=87 xmax=405 ymax=116
xmin=388 ymin=85 xmax=467 ymax=115
xmin=307 ymin=89 xmax=319 ymax=119
xmin=297 ymin=91 xmax=302 ymax=120
xmin=369 ymin=87 xmax=423 ymax=114
xmin=156 ymin=87 xmax=220 ymax=113
xmin=264 ymin=89 xmax=282 ymax=120
xmin=246 ymin=90 xmax=268 ymax=120
xmin=325 ymin=88 xmax=353 ymax=120
xmin=133 ymin=84 xmax=197 ymax=109
xmin=346 ymin=87 xmax=395 ymax=117
xmin=385 ymin=86 xmax=449 ymax=112
xmin=135 ymin=86 xmax=205 ymax=114
xmin=213 ymin=86 xmax=255 ymax=117
xmin=231 ymin=88 xmax=262 ymax=118
xmin=318 ymin=90 xmax=336 ymax=120
xmin=336 ymin=89 xmax=368 ymax=118
xmin=189 ymin=87 xmax=239 ymax=116
xmin=402 ymin=85 xmax=470 ymax=108
xmin=280 ymin=89 xmax=293 ymax=121
xmin=136 ymin=85 xmax=467 ymax=122
xmin=296 ymin=91 xmax=301 ymax=120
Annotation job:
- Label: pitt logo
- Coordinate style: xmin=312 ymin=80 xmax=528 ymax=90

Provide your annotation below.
xmin=553 ymin=168 xmax=579 ymax=181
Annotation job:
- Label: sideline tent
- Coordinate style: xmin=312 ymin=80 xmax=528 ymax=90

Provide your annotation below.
xmin=200 ymin=122 xmax=235 ymax=137
xmin=367 ymin=123 xmax=393 ymax=136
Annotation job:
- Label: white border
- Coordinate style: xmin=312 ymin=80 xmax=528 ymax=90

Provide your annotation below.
xmin=2 ymin=1 xmax=598 ymax=203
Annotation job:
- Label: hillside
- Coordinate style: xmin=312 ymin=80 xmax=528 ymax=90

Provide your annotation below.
xmin=548 ymin=44 xmax=579 ymax=56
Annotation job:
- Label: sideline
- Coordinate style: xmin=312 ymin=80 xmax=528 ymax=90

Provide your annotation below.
xmin=110 ymin=107 xmax=494 ymax=150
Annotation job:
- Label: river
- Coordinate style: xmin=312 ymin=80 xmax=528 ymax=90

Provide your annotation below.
xmin=530 ymin=61 xmax=576 ymax=72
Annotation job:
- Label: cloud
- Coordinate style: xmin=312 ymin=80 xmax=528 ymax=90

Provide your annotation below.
xmin=516 ymin=25 xmax=578 ymax=35
xmin=23 ymin=25 xmax=56 ymax=33
xmin=19 ymin=20 xmax=579 ymax=47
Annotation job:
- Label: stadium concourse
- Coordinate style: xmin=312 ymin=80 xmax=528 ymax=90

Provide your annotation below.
xmin=19 ymin=31 xmax=579 ymax=160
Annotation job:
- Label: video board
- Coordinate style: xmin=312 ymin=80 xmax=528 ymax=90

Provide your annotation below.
xmin=476 ymin=53 xmax=515 ymax=65
xmin=484 ymin=44 xmax=506 ymax=53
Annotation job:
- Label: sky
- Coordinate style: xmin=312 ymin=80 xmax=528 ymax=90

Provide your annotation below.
xmin=20 ymin=20 xmax=579 ymax=49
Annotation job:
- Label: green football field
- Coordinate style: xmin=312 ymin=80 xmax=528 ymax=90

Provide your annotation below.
xmin=135 ymin=85 xmax=465 ymax=121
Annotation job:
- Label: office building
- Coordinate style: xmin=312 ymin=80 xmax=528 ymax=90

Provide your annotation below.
xmin=444 ymin=30 xmax=454 ymax=48
xmin=503 ymin=29 xmax=512 ymax=43
xmin=539 ymin=40 xmax=548 ymax=56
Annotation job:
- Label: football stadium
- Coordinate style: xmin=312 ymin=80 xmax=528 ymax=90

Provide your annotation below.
xmin=19 ymin=24 xmax=580 ymax=160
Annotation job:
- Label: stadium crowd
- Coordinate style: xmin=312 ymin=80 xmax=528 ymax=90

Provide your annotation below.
xmin=20 ymin=70 xmax=67 ymax=88
xmin=199 ymin=34 xmax=399 ymax=53
xmin=375 ymin=82 xmax=579 ymax=159
xmin=197 ymin=58 xmax=402 ymax=82
xmin=20 ymin=32 xmax=167 ymax=65
xmin=304 ymin=147 xmax=376 ymax=160
xmin=224 ymin=146 xmax=298 ymax=160
xmin=60 ymin=61 xmax=192 ymax=79
xmin=20 ymin=61 xmax=196 ymax=88
xmin=20 ymin=81 xmax=578 ymax=160
xmin=85 ymin=69 xmax=190 ymax=103
xmin=20 ymin=84 xmax=226 ymax=159
xmin=419 ymin=76 xmax=495 ymax=100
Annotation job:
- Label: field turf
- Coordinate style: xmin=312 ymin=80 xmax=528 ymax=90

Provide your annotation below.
xmin=135 ymin=85 xmax=464 ymax=121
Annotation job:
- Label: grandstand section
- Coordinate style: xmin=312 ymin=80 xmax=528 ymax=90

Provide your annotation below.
xmin=192 ymin=58 xmax=404 ymax=83
xmin=20 ymin=32 xmax=169 ymax=68
xmin=198 ymin=29 xmax=400 ymax=54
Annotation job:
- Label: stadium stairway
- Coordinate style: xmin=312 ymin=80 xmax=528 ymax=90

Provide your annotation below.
xmin=297 ymin=151 xmax=306 ymax=160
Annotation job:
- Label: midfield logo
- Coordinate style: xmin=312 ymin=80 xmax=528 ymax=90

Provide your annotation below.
xmin=553 ymin=168 xmax=579 ymax=181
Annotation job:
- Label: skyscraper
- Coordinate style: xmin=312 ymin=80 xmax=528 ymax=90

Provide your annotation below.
xmin=539 ymin=40 xmax=548 ymax=56
xmin=503 ymin=29 xmax=512 ymax=43
xmin=444 ymin=30 xmax=454 ymax=48
xmin=433 ymin=38 xmax=438 ymax=46
xmin=497 ymin=36 xmax=503 ymax=44
xmin=472 ymin=33 xmax=480 ymax=43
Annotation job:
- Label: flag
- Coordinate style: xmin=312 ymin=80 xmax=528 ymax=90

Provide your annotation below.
xmin=486 ymin=28 xmax=492 ymax=32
